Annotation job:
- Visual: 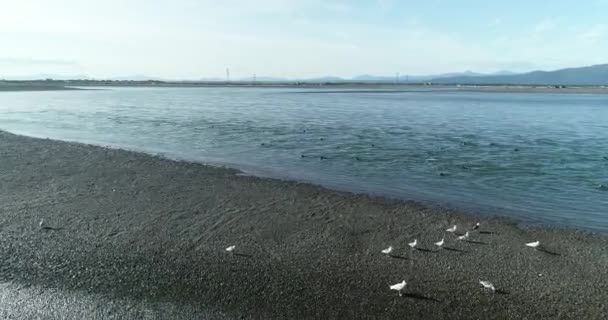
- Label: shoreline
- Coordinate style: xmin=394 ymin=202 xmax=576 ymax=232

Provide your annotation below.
xmin=4 ymin=128 xmax=602 ymax=235
xmin=1 ymin=130 xmax=607 ymax=319
xmin=2 ymin=82 xmax=608 ymax=95
xmin=0 ymin=84 xmax=81 ymax=92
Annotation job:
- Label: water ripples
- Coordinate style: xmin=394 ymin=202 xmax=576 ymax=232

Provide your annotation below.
xmin=0 ymin=87 xmax=607 ymax=231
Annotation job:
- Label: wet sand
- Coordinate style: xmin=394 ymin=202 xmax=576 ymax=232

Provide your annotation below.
xmin=0 ymin=130 xmax=607 ymax=319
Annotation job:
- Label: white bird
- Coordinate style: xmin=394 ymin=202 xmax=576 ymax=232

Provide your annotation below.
xmin=434 ymin=238 xmax=445 ymax=248
xmin=446 ymin=225 xmax=457 ymax=233
xmin=408 ymin=239 xmax=418 ymax=249
xmin=225 ymin=245 xmax=236 ymax=252
xmin=39 ymin=219 xmax=54 ymax=230
xmin=389 ymin=280 xmax=407 ymax=296
xmin=381 ymin=246 xmax=393 ymax=255
xmin=526 ymin=241 xmax=540 ymax=248
xmin=472 ymin=222 xmax=480 ymax=230
xmin=457 ymin=231 xmax=470 ymax=241
xmin=479 ymin=280 xmax=496 ymax=292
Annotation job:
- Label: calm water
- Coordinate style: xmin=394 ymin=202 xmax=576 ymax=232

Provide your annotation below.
xmin=1 ymin=87 xmax=607 ymax=231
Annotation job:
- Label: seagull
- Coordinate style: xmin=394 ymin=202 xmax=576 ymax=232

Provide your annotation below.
xmin=457 ymin=231 xmax=470 ymax=241
xmin=525 ymin=241 xmax=540 ymax=248
xmin=225 ymin=245 xmax=236 ymax=252
xmin=434 ymin=238 xmax=445 ymax=248
xmin=472 ymin=222 xmax=480 ymax=230
xmin=381 ymin=246 xmax=393 ymax=255
xmin=389 ymin=280 xmax=407 ymax=296
xmin=479 ymin=280 xmax=496 ymax=292
xmin=38 ymin=219 xmax=56 ymax=230
xmin=446 ymin=225 xmax=457 ymax=233
xmin=408 ymin=239 xmax=418 ymax=249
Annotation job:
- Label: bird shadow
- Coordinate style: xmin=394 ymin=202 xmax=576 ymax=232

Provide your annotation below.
xmin=41 ymin=226 xmax=63 ymax=231
xmin=465 ymin=240 xmax=487 ymax=245
xmin=233 ymin=253 xmax=253 ymax=258
xmin=495 ymin=289 xmax=510 ymax=295
xmin=414 ymin=248 xmax=437 ymax=254
xmin=403 ymin=292 xmax=441 ymax=303
xmin=443 ymin=247 xmax=467 ymax=253
xmin=538 ymin=248 xmax=561 ymax=256
xmin=389 ymin=255 xmax=409 ymax=260
xmin=478 ymin=231 xmax=496 ymax=235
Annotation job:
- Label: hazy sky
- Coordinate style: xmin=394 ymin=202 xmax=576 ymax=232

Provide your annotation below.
xmin=1 ymin=0 xmax=607 ymax=79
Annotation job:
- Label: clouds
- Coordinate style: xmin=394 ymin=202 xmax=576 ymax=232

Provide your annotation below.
xmin=0 ymin=1 xmax=606 ymax=78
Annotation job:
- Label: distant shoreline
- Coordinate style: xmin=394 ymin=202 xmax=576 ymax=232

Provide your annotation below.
xmin=0 ymin=83 xmax=82 ymax=92
xmin=2 ymin=80 xmax=608 ymax=94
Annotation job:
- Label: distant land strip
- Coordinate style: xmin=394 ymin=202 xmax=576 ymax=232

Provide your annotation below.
xmin=2 ymin=80 xmax=608 ymax=94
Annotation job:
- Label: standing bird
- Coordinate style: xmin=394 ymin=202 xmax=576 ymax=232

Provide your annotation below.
xmin=381 ymin=246 xmax=393 ymax=255
xmin=479 ymin=280 xmax=496 ymax=292
xmin=472 ymin=222 xmax=480 ymax=230
xmin=525 ymin=241 xmax=540 ymax=248
xmin=39 ymin=219 xmax=57 ymax=230
xmin=408 ymin=239 xmax=418 ymax=249
xmin=389 ymin=280 xmax=407 ymax=296
xmin=434 ymin=238 xmax=445 ymax=248
xmin=225 ymin=245 xmax=236 ymax=252
xmin=446 ymin=225 xmax=457 ymax=233
xmin=457 ymin=232 xmax=470 ymax=241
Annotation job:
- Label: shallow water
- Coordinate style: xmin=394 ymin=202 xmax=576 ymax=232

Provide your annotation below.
xmin=1 ymin=87 xmax=607 ymax=231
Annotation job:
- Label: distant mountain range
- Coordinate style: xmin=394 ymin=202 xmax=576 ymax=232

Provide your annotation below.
xmin=3 ymin=64 xmax=607 ymax=85
xmin=299 ymin=65 xmax=608 ymax=85
xmin=351 ymin=70 xmax=517 ymax=82
xmin=429 ymin=64 xmax=608 ymax=85
xmin=293 ymin=65 xmax=608 ymax=85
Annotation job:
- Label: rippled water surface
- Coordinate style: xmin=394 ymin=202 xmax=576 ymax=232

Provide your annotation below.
xmin=1 ymin=87 xmax=607 ymax=231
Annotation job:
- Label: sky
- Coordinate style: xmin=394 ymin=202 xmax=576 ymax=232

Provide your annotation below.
xmin=1 ymin=0 xmax=608 ymax=79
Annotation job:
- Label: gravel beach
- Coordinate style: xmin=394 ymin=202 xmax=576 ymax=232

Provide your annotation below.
xmin=0 ymin=130 xmax=606 ymax=319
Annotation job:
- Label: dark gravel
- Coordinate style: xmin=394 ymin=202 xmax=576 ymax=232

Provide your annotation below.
xmin=0 ymin=130 xmax=607 ymax=319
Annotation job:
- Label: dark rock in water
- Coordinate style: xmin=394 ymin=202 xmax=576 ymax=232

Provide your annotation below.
xmin=300 ymin=154 xmax=306 ymax=158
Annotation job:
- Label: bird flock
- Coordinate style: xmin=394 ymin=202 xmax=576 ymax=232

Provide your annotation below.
xmin=380 ymin=222 xmax=546 ymax=297
xmin=38 ymin=216 xmax=546 ymax=299
xmin=221 ymin=221 xmax=546 ymax=299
